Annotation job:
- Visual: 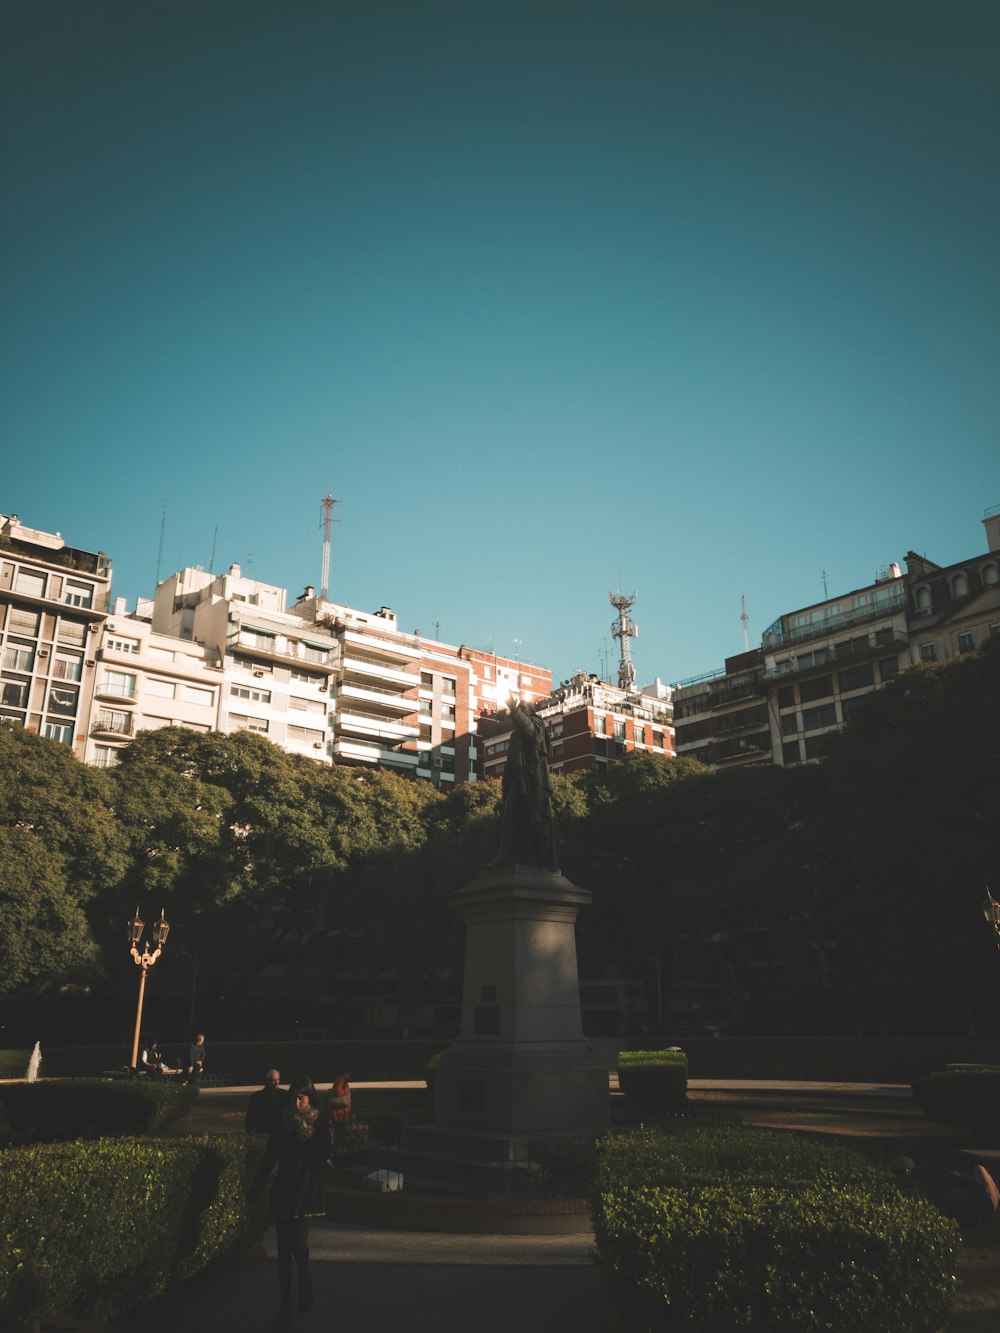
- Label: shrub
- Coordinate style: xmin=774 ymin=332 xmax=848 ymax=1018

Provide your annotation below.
xmin=911 ymin=1068 xmax=1000 ymax=1142
xmin=0 ymin=1135 xmax=266 ymax=1330
xmin=617 ymin=1048 xmax=688 ymax=1108
xmin=0 ymin=1050 xmax=31 ymax=1079
xmin=591 ymin=1123 xmax=959 ymax=1332
xmin=0 ymin=1079 xmax=198 ymax=1141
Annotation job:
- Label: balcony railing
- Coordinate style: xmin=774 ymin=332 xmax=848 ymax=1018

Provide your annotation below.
xmin=92 ymin=711 xmax=135 ymax=737
xmin=763 ymin=590 xmax=906 ymax=651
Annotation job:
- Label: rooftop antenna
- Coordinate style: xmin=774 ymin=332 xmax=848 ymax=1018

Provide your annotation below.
xmin=319 ymin=492 xmax=342 ymax=601
xmin=610 ymin=589 xmax=637 ymax=690
xmin=821 ymin=569 xmax=829 ymax=598
xmin=740 ymin=593 xmax=750 ymax=652
xmin=154 ymin=498 xmax=168 ymax=586
xmin=209 ymin=526 xmax=218 ymax=576
xmin=246 ymin=551 xmax=254 ymax=576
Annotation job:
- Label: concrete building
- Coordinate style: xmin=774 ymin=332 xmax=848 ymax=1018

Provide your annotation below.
xmin=672 ymin=648 xmax=773 ymax=769
xmin=480 ymin=671 xmax=674 ymax=781
xmin=904 ymin=507 xmax=1000 ymax=666
xmin=0 ymin=514 xmax=112 ymax=759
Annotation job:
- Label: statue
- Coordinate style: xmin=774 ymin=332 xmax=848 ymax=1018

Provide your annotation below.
xmin=491 ymin=698 xmax=558 ymax=869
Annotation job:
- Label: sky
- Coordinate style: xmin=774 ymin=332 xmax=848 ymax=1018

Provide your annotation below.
xmin=2 ymin=1 xmax=998 ymax=687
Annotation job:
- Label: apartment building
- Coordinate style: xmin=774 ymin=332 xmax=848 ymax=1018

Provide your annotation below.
xmin=905 ymin=508 xmax=1000 ymax=665
xmin=480 ymin=671 xmax=674 ymax=780
xmin=0 ymin=514 xmax=112 ymax=759
xmin=672 ymin=648 xmax=773 ymax=769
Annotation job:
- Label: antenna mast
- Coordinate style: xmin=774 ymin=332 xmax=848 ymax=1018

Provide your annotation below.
xmin=609 ymin=590 xmax=638 ymax=690
xmin=740 ymin=593 xmax=750 ymax=652
xmin=319 ymin=493 xmax=342 ymax=601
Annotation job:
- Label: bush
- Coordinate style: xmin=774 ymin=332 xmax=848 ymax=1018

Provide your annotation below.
xmin=912 ymin=1068 xmax=1000 ymax=1142
xmin=591 ymin=1123 xmax=959 ymax=1332
xmin=617 ymin=1048 xmax=688 ymax=1108
xmin=0 ymin=1135 xmax=266 ymax=1330
xmin=0 ymin=1079 xmax=198 ymax=1141
xmin=0 ymin=1050 xmax=31 ymax=1079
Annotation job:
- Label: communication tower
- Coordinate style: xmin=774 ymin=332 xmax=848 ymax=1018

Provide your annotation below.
xmin=319 ymin=493 xmax=342 ymax=601
xmin=609 ymin=590 xmax=638 ymax=690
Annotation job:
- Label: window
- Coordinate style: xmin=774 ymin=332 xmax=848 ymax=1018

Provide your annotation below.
xmin=239 ymin=629 xmax=275 ymax=650
xmin=840 ymin=694 xmax=868 ymax=722
xmin=441 ymin=676 xmax=456 ymax=696
xmin=919 ymin=643 xmax=936 ymax=663
xmin=290 ymin=667 xmax=322 ymax=685
xmin=301 ymin=644 xmax=329 ymax=664
xmin=950 ymin=572 xmax=969 ymax=599
xmin=632 ymin=724 xmax=645 ymax=745
xmin=442 ymin=704 xmax=456 ymax=722
xmin=1 ymin=679 xmax=29 ymax=708
xmin=230 ymin=683 xmax=269 ymax=703
xmin=289 ymin=696 xmax=324 ymax=714
xmin=47 ymin=686 xmax=79 ymax=716
xmin=100 ymin=669 xmax=137 ymax=698
xmin=879 ymin=657 xmax=899 ymax=680
xmin=983 ymin=563 xmax=999 ymax=587
xmin=14 ymin=569 xmax=46 ymax=598
xmin=230 ymin=713 xmax=268 ymax=733
xmin=182 ymin=685 xmax=214 ymax=706
xmin=802 ymin=703 xmax=837 ymax=731
xmin=147 ymin=679 xmax=176 ymax=698
xmin=780 ymin=712 xmax=799 ymax=736
xmin=52 ymin=651 xmax=82 ymax=681
xmin=804 ymin=734 xmax=830 ymax=760
xmin=3 ymin=641 xmax=35 ymax=672
xmin=777 ymin=685 xmax=795 ymax=709
xmin=958 ymin=632 xmax=975 ymax=654
xmin=799 ymin=675 xmax=833 ymax=704
xmin=234 ymin=654 xmax=271 ymax=675
xmin=57 ymin=620 xmax=86 ymax=646
xmin=8 ymin=607 xmax=40 ymax=636
xmin=594 ymin=715 xmax=606 ymax=735
xmin=914 ymin=585 xmax=932 ymax=612
xmin=92 ymin=745 xmax=120 ymax=768
xmin=419 ymin=698 xmax=432 ymax=715
xmin=64 ymin=580 xmax=93 ymax=608
xmin=838 ymin=663 xmax=874 ymax=693
xmin=613 ymin=720 xmax=626 ymax=739
xmin=44 ymin=722 xmax=73 ymax=744
xmin=782 ymin=740 xmax=802 ymax=765
xmin=287 ymin=724 xmax=325 ymax=746
xmin=420 ymin=672 xmax=433 ymax=687
xmin=105 ymin=635 xmax=140 ymax=655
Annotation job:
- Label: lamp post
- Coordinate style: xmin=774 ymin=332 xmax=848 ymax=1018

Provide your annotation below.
xmin=982 ymin=889 xmax=1000 ymax=950
xmin=127 ymin=907 xmax=171 ymax=1074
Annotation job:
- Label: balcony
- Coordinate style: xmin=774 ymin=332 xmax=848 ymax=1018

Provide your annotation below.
xmin=711 ymin=708 xmax=768 ymax=738
xmin=763 ymin=590 xmax=906 ymax=652
xmin=340 ymin=628 xmax=419 ymax=665
xmin=709 ymin=736 xmax=771 ymax=765
xmin=92 ymin=710 xmax=135 ymax=738
xmin=336 ymin=680 xmax=418 ymax=715
xmin=233 ymin=629 xmax=336 ymax=672
xmin=332 ymin=738 xmax=420 ymax=768
xmin=341 ymin=655 xmax=420 ymax=690
xmin=95 ymin=676 xmax=138 ymax=702
xmin=765 ymin=629 xmax=908 ymax=679
xmin=336 ymin=712 xmax=419 ymax=745
xmin=708 ymin=678 xmax=764 ymax=709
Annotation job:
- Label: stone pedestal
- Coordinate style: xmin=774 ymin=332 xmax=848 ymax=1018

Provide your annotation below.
xmin=427 ymin=865 xmax=609 ymax=1141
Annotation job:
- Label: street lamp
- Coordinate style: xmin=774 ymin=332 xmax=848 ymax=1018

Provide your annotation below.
xmin=127 ymin=907 xmax=171 ymax=1074
xmin=982 ymin=889 xmax=1000 ymax=949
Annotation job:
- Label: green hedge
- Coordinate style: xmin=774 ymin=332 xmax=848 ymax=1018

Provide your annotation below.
xmin=912 ymin=1068 xmax=1000 ymax=1142
xmin=0 ymin=1135 xmax=266 ymax=1330
xmin=591 ymin=1124 xmax=959 ymax=1332
xmin=617 ymin=1048 xmax=688 ymax=1107
xmin=0 ymin=1050 xmax=31 ymax=1079
xmin=0 ymin=1080 xmax=198 ymax=1141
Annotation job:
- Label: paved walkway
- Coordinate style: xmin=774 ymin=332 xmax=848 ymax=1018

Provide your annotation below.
xmin=112 ymin=1222 xmax=608 ymax=1333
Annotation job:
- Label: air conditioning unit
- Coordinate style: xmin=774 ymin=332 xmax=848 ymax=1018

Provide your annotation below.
xmin=37 ymin=648 xmax=49 ymax=658
xmin=319 ymin=684 xmax=328 ymax=693
xmin=253 ymin=670 xmax=264 ymax=678
xmin=85 ymin=659 xmax=96 ymax=667
xmin=313 ymin=741 xmax=324 ymax=749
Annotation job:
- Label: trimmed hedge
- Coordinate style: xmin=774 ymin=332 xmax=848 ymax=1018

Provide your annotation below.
xmin=0 ymin=1134 xmax=266 ymax=1330
xmin=0 ymin=1079 xmax=198 ymax=1141
xmin=912 ymin=1067 xmax=1000 ymax=1142
xmin=617 ymin=1049 xmax=688 ymax=1107
xmin=591 ymin=1124 xmax=959 ymax=1332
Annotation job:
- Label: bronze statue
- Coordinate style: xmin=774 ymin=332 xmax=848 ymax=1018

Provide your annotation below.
xmin=492 ymin=699 xmax=558 ymax=869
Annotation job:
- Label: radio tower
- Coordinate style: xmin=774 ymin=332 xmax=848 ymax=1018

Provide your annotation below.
xmin=319 ymin=493 xmax=342 ymax=602
xmin=609 ymin=590 xmax=638 ymax=690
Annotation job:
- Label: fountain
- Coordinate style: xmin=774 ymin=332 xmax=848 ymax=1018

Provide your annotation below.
xmin=25 ymin=1042 xmax=41 ymax=1083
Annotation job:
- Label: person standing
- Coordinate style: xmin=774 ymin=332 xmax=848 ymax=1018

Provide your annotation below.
xmin=327 ymin=1070 xmax=352 ymax=1149
xmin=246 ymin=1069 xmax=285 ymax=1135
xmin=251 ymin=1075 xmax=331 ymax=1330
xmin=185 ymin=1032 xmax=207 ymax=1085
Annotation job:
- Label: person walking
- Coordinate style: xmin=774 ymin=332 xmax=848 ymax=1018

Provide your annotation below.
xmin=251 ymin=1074 xmax=332 ymax=1330
xmin=246 ymin=1068 xmax=285 ymax=1134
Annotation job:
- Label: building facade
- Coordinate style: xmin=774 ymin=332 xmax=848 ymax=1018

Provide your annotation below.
xmin=905 ymin=509 xmax=1000 ymax=666
xmin=672 ymin=648 xmax=773 ymax=769
xmin=0 ymin=514 xmax=112 ymax=759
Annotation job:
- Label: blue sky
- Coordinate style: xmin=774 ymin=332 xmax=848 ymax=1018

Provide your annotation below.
xmin=3 ymin=1 xmax=998 ymax=686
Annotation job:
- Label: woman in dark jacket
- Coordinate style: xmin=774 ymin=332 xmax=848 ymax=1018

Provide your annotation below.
xmin=251 ymin=1075 xmax=331 ymax=1329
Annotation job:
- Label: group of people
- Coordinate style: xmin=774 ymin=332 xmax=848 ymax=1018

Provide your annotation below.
xmin=247 ymin=1068 xmax=352 ymax=1331
xmin=138 ymin=1032 xmax=207 ymax=1085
